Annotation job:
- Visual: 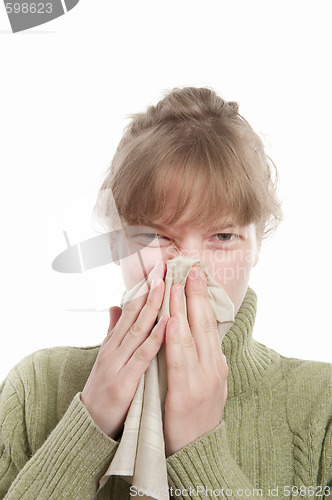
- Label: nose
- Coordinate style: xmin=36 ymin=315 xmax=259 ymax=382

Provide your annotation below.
xmin=165 ymin=239 xmax=202 ymax=261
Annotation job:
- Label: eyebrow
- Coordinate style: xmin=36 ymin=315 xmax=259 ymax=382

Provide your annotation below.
xmin=143 ymin=223 xmax=166 ymax=233
xmin=205 ymin=221 xmax=238 ymax=233
xmin=148 ymin=220 xmax=238 ymax=233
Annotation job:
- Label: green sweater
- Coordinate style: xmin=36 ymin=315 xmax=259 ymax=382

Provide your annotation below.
xmin=0 ymin=288 xmax=331 ymax=499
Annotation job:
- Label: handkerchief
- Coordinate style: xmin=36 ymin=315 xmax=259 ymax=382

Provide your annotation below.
xmin=99 ymin=256 xmax=234 ymax=499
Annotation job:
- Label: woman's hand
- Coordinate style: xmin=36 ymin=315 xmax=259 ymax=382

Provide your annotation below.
xmin=81 ymin=260 xmax=167 ymax=439
xmin=164 ymin=266 xmax=228 ymax=457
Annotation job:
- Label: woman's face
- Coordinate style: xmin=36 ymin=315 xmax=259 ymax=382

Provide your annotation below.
xmin=113 ymin=213 xmax=260 ymax=315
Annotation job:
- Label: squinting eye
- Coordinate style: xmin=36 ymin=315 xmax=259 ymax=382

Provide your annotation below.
xmin=141 ymin=233 xmax=169 ymax=241
xmin=216 ymin=233 xmax=234 ymax=242
xmin=141 ymin=233 xmax=159 ymax=239
xmin=134 ymin=233 xmax=170 ymax=247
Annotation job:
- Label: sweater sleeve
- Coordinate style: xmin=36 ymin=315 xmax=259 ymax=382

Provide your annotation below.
xmin=320 ymin=419 xmax=332 ymax=499
xmin=0 ymin=374 xmax=118 ymax=499
xmin=166 ymin=420 xmax=266 ymax=499
xmin=166 ymin=417 xmax=332 ymax=500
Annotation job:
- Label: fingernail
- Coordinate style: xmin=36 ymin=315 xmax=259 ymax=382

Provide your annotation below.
xmin=153 ymin=260 xmax=161 ymax=271
xmin=151 ymin=278 xmax=162 ymax=290
xmin=189 ymin=266 xmax=202 ymax=280
xmin=200 ymin=269 xmax=206 ymax=281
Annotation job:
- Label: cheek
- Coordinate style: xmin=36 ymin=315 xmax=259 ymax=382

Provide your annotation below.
xmin=205 ymin=250 xmax=256 ymax=312
xmin=120 ymin=246 xmax=165 ymax=289
xmin=211 ymin=256 xmax=253 ymax=282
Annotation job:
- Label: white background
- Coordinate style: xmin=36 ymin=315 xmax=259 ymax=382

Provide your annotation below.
xmin=0 ymin=0 xmax=331 ymax=383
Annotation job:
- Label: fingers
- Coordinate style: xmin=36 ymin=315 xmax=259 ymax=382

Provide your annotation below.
xmin=165 ymin=316 xmax=190 ymax=395
xmin=108 ymin=260 xmax=166 ymax=347
xmin=116 ymin=278 xmax=166 ymax=358
xmin=120 ymin=315 xmax=168 ymax=384
xmin=168 ymin=266 xmax=220 ymax=369
xmin=185 ymin=266 xmax=220 ymax=363
xmin=101 ymin=306 xmax=123 ymax=347
xmin=108 ymin=306 xmax=122 ymax=334
xmin=168 ymin=282 xmax=199 ymax=371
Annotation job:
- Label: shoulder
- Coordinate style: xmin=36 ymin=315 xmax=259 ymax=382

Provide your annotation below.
xmin=278 ymin=355 xmax=332 ymax=431
xmin=7 ymin=344 xmax=99 ymax=381
xmin=1 ymin=345 xmax=100 ymax=410
xmin=0 ymin=345 xmax=103 ymax=473
xmin=0 ymin=345 xmax=101 ymax=460
xmin=279 ymin=354 xmax=332 ymax=392
xmin=27 ymin=344 xmax=100 ymax=369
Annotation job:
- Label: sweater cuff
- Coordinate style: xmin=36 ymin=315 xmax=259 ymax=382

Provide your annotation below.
xmin=10 ymin=392 xmax=119 ymax=498
xmin=166 ymin=421 xmax=260 ymax=499
xmin=44 ymin=392 xmax=119 ymax=489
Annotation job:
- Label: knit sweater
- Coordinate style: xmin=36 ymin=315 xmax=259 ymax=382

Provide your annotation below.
xmin=0 ymin=288 xmax=331 ymax=500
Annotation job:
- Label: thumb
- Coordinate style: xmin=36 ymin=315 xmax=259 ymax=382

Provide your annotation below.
xmin=101 ymin=306 xmax=122 ymax=347
xmin=108 ymin=306 xmax=122 ymax=334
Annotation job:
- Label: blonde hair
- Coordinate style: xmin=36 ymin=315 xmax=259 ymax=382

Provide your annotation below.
xmin=95 ymin=87 xmax=282 ymax=239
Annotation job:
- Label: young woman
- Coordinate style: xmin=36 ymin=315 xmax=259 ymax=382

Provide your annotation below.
xmin=0 ymin=87 xmax=331 ymax=499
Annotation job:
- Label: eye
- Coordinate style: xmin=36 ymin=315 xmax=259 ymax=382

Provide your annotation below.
xmin=140 ymin=232 xmax=168 ymax=240
xmin=216 ymin=233 xmax=235 ymax=242
xmin=140 ymin=233 xmax=160 ymax=240
xmin=133 ymin=233 xmax=170 ymax=247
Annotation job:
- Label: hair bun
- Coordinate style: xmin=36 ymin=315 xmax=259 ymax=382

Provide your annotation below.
xmin=128 ymin=88 xmax=239 ymax=135
xmin=157 ymin=87 xmax=238 ymax=122
xmin=227 ymin=101 xmax=239 ymax=115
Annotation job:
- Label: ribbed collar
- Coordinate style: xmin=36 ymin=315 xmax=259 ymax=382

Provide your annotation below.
xmin=221 ymin=287 xmax=280 ymax=399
